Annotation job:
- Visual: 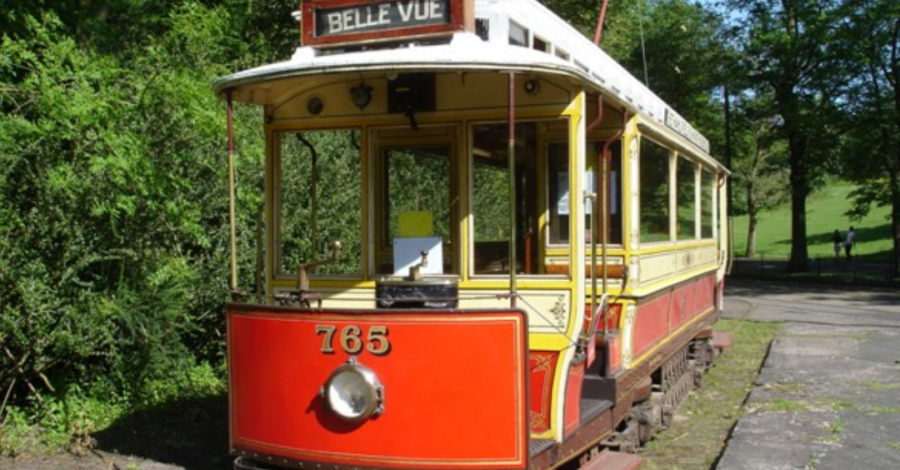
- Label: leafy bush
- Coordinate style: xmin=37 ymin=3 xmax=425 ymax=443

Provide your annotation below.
xmin=0 ymin=4 xmax=263 ymax=452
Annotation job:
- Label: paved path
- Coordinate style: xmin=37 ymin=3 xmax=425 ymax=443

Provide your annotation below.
xmin=716 ymin=279 xmax=900 ymax=470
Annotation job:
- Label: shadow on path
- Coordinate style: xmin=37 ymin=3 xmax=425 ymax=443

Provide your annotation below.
xmin=92 ymin=393 xmax=229 ymax=470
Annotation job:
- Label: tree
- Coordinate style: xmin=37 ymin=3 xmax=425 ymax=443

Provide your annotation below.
xmin=726 ymin=0 xmax=847 ymax=271
xmin=841 ymin=0 xmax=900 ymax=271
xmin=728 ymin=93 xmax=790 ymax=256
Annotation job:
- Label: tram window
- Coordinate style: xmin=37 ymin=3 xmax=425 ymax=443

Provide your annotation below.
xmin=509 ymin=21 xmax=528 ymax=47
xmin=378 ymin=146 xmax=453 ymax=274
xmin=701 ymin=170 xmax=714 ymax=238
xmin=276 ymin=130 xmax=361 ymax=277
xmin=605 ymin=142 xmax=623 ymax=245
xmin=471 ymin=122 xmax=542 ymax=275
xmin=677 ymin=157 xmax=697 ymax=240
xmin=639 ymin=137 xmax=670 ymax=243
xmin=549 ymin=141 xmax=622 ymax=245
xmin=548 ymin=143 xmax=570 ymax=244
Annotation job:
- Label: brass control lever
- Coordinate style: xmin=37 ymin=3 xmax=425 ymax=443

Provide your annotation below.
xmin=298 ymin=241 xmax=342 ymax=292
xmin=407 ymin=250 xmax=429 ymax=281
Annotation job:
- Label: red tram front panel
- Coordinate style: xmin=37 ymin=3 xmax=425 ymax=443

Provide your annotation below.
xmin=228 ymin=306 xmax=529 ymax=469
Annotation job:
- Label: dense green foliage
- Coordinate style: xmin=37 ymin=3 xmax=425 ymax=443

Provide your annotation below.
xmin=0 ymin=1 xmax=271 ymax=451
xmin=279 ymin=130 xmax=362 ymax=275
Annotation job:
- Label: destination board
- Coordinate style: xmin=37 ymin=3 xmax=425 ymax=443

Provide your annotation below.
xmin=301 ymin=0 xmax=471 ymax=47
xmin=665 ymin=108 xmax=710 ymax=153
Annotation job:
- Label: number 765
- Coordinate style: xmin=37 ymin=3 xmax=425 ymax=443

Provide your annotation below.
xmin=315 ymin=325 xmax=390 ymax=355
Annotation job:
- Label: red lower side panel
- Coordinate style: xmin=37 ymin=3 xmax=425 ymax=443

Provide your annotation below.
xmin=528 ymin=351 xmax=558 ymax=433
xmin=633 ymin=274 xmax=716 ymax=360
xmin=564 ymin=362 xmax=584 ymax=436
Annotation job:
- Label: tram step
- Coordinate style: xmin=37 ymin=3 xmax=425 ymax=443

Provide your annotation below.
xmin=583 ymin=449 xmax=642 ymax=470
xmin=582 ymin=375 xmax=616 ymax=402
xmin=711 ymin=331 xmax=733 ymax=351
xmin=581 ymin=398 xmax=612 ymax=423
xmin=529 ymin=438 xmax=555 ymax=457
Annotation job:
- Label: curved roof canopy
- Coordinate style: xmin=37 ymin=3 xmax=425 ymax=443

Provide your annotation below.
xmin=214 ymin=0 xmax=721 ymax=168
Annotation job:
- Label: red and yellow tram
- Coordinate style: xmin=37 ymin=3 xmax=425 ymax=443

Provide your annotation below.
xmin=217 ymin=1 xmax=730 ymax=469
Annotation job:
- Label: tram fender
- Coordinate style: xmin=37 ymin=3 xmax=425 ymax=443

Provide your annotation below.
xmin=582 ymin=449 xmax=641 ymax=470
xmin=711 ymin=331 xmax=733 ymax=351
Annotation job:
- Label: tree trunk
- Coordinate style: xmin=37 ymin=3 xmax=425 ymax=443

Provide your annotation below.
xmin=891 ymin=167 xmax=900 ymax=278
xmin=745 ymin=181 xmax=757 ymax=257
xmin=788 ymin=132 xmax=809 ymax=272
xmin=747 ymin=213 xmax=758 ymax=258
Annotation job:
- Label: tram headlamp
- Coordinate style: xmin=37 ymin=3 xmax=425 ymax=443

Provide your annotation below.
xmin=319 ymin=357 xmax=384 ymax=422
xmin=307 ymin=96 xmax=324 ymax=115
xmin=524 ymin=79 xmax=541 ymax=95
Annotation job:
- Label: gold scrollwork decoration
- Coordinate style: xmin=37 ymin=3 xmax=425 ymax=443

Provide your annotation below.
xmin=551 ymin=296 xmax=566 ymax=328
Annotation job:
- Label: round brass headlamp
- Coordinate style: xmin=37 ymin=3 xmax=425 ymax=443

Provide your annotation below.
xmin=319 ymin=357 xmax=384 ymax=423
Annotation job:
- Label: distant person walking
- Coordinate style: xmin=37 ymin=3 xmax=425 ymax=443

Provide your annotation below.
xmin=844 ymin=226 xmax=856 ymax=261
xmin=832 ymin=229 xmax=842 ymax=258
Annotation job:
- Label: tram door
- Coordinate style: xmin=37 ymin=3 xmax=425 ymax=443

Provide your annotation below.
xmin=370 ymin=126 xmax=459 ymax=278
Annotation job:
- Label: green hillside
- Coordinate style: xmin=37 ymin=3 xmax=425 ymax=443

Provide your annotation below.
xmin=732 ymin=184 xmax=894 ymax=259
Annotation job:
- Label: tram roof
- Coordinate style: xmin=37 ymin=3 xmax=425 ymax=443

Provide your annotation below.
xmin=214 ymin=0 xmax=724 ymax=169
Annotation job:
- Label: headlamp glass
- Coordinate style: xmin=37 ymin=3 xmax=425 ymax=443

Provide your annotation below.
xmin=322 ymin=360 xmax=383 ymax=422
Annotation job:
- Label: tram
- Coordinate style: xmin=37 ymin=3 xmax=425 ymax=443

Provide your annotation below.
xmin=217 ymin=1 xmax=730 ymax=470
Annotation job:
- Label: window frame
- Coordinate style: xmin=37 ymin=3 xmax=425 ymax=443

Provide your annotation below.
xmin=467 ymin=118 xmax=569 ymax=279
xmin=272 ymin=128 xmax=364 ymax=280
xmin=638 ymin=135 xmax=673 ymax=245
xmin=368 ymin=124 xmax=461 ymax=278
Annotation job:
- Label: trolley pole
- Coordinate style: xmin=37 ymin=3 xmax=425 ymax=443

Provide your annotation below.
xmin=227 ymin=90 xmax=238 ymax=293
xmin=724 ymin=84 xmax=733 ymax=218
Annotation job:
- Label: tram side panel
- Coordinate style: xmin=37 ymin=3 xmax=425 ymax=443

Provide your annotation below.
xmin=630 ymin=273 xmax=715 ymax=365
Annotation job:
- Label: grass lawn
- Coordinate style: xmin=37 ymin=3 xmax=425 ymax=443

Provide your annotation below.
xmin=732 ymin=184 xmax=894 ymax=259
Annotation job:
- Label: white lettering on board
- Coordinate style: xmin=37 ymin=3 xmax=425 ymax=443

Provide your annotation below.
xmin=399 ymin=0 xmax=444 ymax=22
xmin=327 ymin=12 xmax=343 ymax=33
xmin=320 ymin=0 xmax=448 ymax=37
xmin=430 ymin=0 xmax=444 ymax=19
xmin=328 ymin=4 xmax=396 ymax=34
xmin=398 ymin=1 xmax=414 ymax=22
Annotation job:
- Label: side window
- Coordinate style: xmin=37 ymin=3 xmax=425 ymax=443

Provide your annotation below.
xmin=276 ymin=130 xmax=361 ymax=277
xmin=677 ymin=157 xmax=697 ymax=240
xmin=639 ymin=137 xmax=670 ymax=243
xmin=471 ymin=121 xmax=545 ymax=275
xmin=548 ymin=142 xmax=570 ymax=244
xmin=595 ymin=141 xmax=623 ymax=245
xmin=549 ymin=141 xmax=622 ymax=245
xmin=701 ymin=169 xmax=715 ymax=238
xmin=509 ymin=21 xmax=528 ymax=47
